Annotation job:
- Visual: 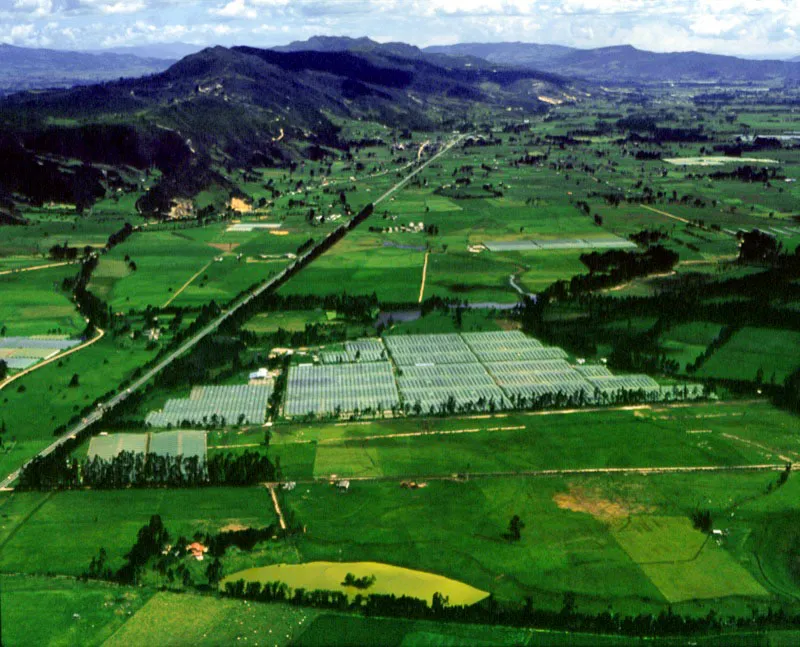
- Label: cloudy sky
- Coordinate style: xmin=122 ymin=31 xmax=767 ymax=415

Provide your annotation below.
xmin=1 ymin=0 xmax=799 ymax=58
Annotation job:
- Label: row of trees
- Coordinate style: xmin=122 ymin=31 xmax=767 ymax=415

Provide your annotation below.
xmin=18 ymin=448 xmax=277 ymax=490
xmin=293 ymin=384 xmax=704 ymax=424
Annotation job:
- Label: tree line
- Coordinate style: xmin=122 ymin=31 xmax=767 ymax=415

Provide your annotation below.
xmin=17 ymin=447 xmax=277 ymax=491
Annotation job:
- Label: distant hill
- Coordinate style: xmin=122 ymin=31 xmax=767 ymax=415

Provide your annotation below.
xmin=86 ymin=43 xmax=205 ymax=60
xmin=425 ymin=42 xmax=575 ymax=69
xmin=272 ymin=35 xmax=513 ymax=71
xmin=0 ymin=44 xmax=174 ymax=95
xmin=791 ymin=55 xmax=800 ymax=63
xmin=425 ymin=42 xmax=800 ymax=83
xmin=0 ymin=44 xmax=580 ymax=214
xmin=274 ymin=35 xmax=428 ymax=59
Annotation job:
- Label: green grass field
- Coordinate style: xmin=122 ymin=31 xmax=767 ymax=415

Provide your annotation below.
xmin=697 ymin=327 xmax=800 ymax=383
xmin=0 ymin=574 xmax=151 ymax=647
xmin=208 ymin=401 xmax=800 ymax=479
xmin=268 ymin=403 xmax=786 ymax=482
xmin=281 ymin=472 xmax=787 ymax=615
xmin=105 ymin=592 xmax=317 ymax=647
xmin=280 ymin=236 xmax=426 ymax=303
xmin=612 ymin=516 xmax=767 ymax=602
xmin=243 ymin=310 xmax=331 ymax=334
xmin=0 ymin=335 xmax=161 ymax=478
xmin=0 ymin=487 xmax=278 ymax=577
xmin=0 ymin=265 xmax=85 ymax=337
xmin=659 ymin=322 xmax=725 ymax=372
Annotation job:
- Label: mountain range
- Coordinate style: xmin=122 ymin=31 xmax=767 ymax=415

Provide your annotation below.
xmin=425 ymin=42 xmax=800 ymax=84
xmin=0 ymin=42 xmax=576 ymax=214
xmin=0 ymin=44 xmax=174 ymax=96
xmin=3 ymin=38 xmax=799 ymax=98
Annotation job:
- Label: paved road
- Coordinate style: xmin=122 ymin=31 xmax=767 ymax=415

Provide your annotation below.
xmin=0 ymin=134 xmax=465 ymax=490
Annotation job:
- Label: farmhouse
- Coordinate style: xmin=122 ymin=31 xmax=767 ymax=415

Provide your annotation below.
xmin=249 ymin=367 xmax=269 ymax=380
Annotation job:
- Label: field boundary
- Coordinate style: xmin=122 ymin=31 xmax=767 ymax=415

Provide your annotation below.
xmin=261 ymin=462 xmax=784 ymax=487
xmin=639 ymin=204 xmax=691 ymax=225
xmin=418 ymin=251 xmax=429 ymax=303
xmin=162 ymin=260 xmax=212 ymax=307
xmin=0 ymin=261 xmax=74 ymax=276
xmin=266 ymin=484 xmax=287 ymax=530
xmin=0 ymin=491 xmax=54 ymax=549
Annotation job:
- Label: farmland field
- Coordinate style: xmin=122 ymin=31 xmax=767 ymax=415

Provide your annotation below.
xmin=612 ymin=516 xmax=767 ymax=602
xmin=696 ymin=327 xmax=800 ymax=383
xmin=105 ymin=592 xmax=317 ymax=647
xmin=0 ymin=487 xmax=278 ymax=576
xmin=0 ymin=575 xmax=151 ymax=647
xmin=0 ymin=265 xmax=85 ymax=337
xmin=659 ymin=322 xmax=725 ymax=371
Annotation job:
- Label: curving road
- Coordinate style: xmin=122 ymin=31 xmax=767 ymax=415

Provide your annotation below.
xmin=0 ymin=134 xmax=465 ymax=490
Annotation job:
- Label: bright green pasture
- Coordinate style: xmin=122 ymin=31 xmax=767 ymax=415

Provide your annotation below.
xmin=0 ymin=333 xmax=164 ymax=478
xmin=612 ymin=516 xmax=767 ymax=602
xmin=243 ymin=309 xmax=330 ymax=334
xmin=90 ymin=224 xmax=304 ymax=310
xmin=304 ymin=412 xmax=756 ymax=480
xmin=285 ymin=467 xmax=797 ymax=614
xmin=220 ymin=401 xmax=800 ymax=480
xmin=0 ymin=211 xmax=135 ymax=259
xmin=0 ymin=487 xmax=278 ymax=576
xmin=287 ymin=478 xmax=660 ymax=611
xmin=293 ymin=613 xmax=780 ymax=647
xmin=659 ymin=321 xmax=724 ymax=371
xmin=423 ymin=251 xmax=520 ymax=303
xmin=279 ymin=236 xmax=425 ymax=303
xmin=294 ymin=614 xmax=543 ymax=647
xmin=89 ymin=229 xmax=217 ymax=309
xmin=105 ymin=592 xmax=317 ymax=647
xmin=0 ymin=264 xmax=84 ymax=336
xmin=697 ymin=327 xmax=800 ymax=383
xmin=514 ymin=250 xmax=587 ymax=293
xmin=0 ymin=574 xmax=151 ymax=647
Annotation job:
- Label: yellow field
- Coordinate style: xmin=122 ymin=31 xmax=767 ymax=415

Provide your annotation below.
xmin=222 ymin=561 xmax=490 ymax=606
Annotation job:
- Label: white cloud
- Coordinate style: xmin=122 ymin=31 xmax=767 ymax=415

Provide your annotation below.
xmin=210 ymin=0 xmax=256 ymax=18
xmin=11 ymin=0 xmax=53 ymax=17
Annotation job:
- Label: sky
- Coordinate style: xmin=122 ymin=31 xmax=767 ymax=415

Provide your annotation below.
xmin=0 ymin=0 xmax=799 ymax=59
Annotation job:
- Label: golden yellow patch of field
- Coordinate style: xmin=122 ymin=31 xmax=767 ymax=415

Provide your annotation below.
xmin=222 ymin=561 xmax=489 ymax=606
xmin=229 ymin=198 xmax=253 ymax=213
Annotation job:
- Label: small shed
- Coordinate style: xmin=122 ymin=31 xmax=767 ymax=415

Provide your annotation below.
xmin=249 ymin=368 xmax=269 ymax=380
